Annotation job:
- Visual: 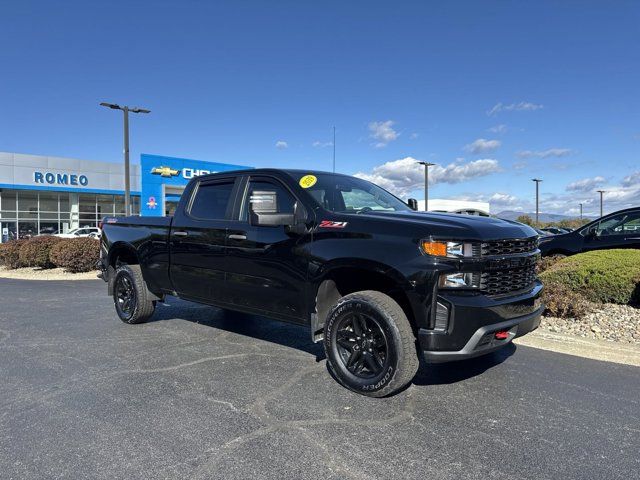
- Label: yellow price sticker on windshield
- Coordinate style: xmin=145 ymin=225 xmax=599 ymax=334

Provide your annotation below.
xmin=299 ymin=175 xmax=317 ymax=189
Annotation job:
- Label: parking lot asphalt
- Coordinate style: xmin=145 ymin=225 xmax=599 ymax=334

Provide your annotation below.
xmin=0 ymin=278 xmax=638 ymax=480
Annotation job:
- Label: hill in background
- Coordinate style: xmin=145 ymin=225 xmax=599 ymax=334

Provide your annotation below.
xmin=496 ymin=210 xmax=595 ymax=223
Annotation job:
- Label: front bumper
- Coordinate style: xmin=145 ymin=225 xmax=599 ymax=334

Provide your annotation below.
xmin=419 ymin=281 xmax=543 ymax=363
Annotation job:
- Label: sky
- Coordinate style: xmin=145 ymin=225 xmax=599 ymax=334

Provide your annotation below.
xmin=1 ymin=0 xmax=639 ymax=216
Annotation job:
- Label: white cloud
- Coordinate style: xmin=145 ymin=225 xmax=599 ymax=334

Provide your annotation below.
xmin=489 ymin=192 xmax=520 ymax=207
xmin=275 ymin=140 xmax=288 ymax=150
xmin=566 ymin=176 xmax=606 ymax=192
xmin=312 ymin=140 xmax=333 ymax=148
xmin=464 ymin=138 xmax=501 ymax=154
xmin=368 ymin=120 xmax=399 ymax=148
xmin=409 ymin=132 xmax=419 ymax=139
xmin=354 ymin=157 xmax=501 ymax=197
xmin=487 ymin=102 xmax=544 ymax=116
xmin=513 ymin=160 xmax=528 ymax=170
xmin=622 ymin=171 xmax=640 ymax=187
xmin=445 ymin=192 xmax=521 ymax=212
xmin=516 ymin=148 xmax=573 ymax=159
xmin=488 ymin=124 xmax=507 ymax=134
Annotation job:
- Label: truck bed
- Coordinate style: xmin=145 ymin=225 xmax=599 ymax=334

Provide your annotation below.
xmin=101 ymin=215 xmax=174 ymax=294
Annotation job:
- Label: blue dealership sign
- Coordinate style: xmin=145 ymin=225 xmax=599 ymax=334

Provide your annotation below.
xmin=140 ymin=154 xmax=248 ymax=216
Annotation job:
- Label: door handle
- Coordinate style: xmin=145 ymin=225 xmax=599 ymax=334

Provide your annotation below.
xmin=228 ymin=234 xmax=247 ymax=241
xmin=173 ymin=231 xmax=188 ymax=237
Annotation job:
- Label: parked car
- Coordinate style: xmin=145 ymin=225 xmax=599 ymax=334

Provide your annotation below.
xmin=55 ymin=227 xmax=101 ymax=239
xmin=541 ymin=227 xmax=571 ymax=235
xmin=534 ymin=228 xmax=552 ymax=237
xmin=98 ymin=169 xmax=543 ymax=397
xmin=539 ymin=207 xmax=640 ymax=256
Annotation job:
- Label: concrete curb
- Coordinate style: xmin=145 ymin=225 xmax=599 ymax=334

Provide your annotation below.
xmin=0 ymin=267 xmax=98 ymax=281
xmin=514 ymin=329 xmax=640 ymax=367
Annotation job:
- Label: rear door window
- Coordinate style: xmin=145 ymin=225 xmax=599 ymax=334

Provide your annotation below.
xmin=189 ymin=181 xmax=236 ymax=220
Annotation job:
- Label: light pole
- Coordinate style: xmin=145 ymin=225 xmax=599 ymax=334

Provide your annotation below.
xmin=332 ymin=126 xmax=336 ymax=173
xmin=579 ymin=202 xmax=583 ymax=221
xmin=532 ymin=178 xmax=543 ymax=226
xmin=100 ymin=102 xmax=151 ymax=216
xmin=417 ymin=161 xmax=436 ymax=211
xmin=597 ymin=190 xmax=605 ymax=218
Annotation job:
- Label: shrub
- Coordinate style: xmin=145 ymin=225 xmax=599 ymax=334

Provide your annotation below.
xmin=516 ymin=214 xmax=534 ymax=226
xmin=536 ymin=254 xmax=563 ymax=275
xmin=540 ymin=249 xmax=640 ymax=305
xmin=0 ymin=239 xmax=28 ymax=269
xmin=542 ymin=283 xmax=595 ymax=318
xmin=50 ymin=237 xmax=100 ymax=273
xmin=18 ymin=236 xmax=63 ymax=269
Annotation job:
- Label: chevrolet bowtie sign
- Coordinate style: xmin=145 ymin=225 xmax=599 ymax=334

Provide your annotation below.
xmin=150 ymin=166 xmax=180 ymax=178
xmin=151 ymin=166 xmax=213 ymax=179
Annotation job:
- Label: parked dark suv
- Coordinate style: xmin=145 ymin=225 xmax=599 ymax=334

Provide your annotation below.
xmin=539 ymin=207 xmax=640 ymax=256
xmin=99 ymin=169 xmax=543 ymax=396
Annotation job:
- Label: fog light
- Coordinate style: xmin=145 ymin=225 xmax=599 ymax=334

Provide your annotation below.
xmin=439 ymin=272 xmax=477 ymax=288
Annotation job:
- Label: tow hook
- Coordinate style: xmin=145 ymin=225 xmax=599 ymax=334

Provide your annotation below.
xmin=494 ymin=330 xmax=509 ymax=340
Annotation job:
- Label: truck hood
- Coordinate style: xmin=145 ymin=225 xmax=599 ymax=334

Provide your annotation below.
xmin=356 ymin=210 xmax=537 ymax=240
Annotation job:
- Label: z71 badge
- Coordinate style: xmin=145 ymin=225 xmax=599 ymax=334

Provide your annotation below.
xmin=319 ymin=220 xmax=348 ymax=228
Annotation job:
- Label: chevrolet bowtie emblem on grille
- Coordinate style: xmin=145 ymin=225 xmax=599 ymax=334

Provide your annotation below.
xmin=151 ymin=166 xmax=180 ymax=177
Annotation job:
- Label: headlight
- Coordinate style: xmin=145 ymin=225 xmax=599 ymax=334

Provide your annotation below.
xmin=439 ymin=272 xmax=478 ymax=288
xmin=421 ymin=240 xmax=467 ymax=258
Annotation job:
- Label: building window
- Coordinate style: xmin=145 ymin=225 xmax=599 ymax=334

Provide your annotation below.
xmin=0 ymin=190 xmax=73 ymax=240
xmin=79 ymin=193 xmax=97 ymax=227
xmin=18 ymin=191 xmax=38 ymax=214
xmin=0 ymin=190 xmax=140 ymax=242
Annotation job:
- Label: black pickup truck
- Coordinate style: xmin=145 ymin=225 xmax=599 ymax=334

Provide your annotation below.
xmin=99 ymin=169 xmax=543 ymax=397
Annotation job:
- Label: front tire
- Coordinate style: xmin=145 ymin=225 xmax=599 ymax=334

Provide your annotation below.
xmin=113 ymin=264 xmax=155 ymax=324
xmin=323 ymin=291 xmax=419 ymax=397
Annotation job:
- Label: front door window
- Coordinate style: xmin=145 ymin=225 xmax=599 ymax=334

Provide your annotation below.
xmin=592 ymin=211 xmax=640 ymax=237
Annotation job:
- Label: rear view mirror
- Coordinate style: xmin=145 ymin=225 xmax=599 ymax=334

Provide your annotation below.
xmin=408 ymin=198 xmax=418 ymax=211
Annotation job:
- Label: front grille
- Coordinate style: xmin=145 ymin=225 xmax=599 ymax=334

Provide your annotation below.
xmin=480 ymin=264 xmax=537 ymax=296
xmin=481 ymin=237 xmax=538 ymax=256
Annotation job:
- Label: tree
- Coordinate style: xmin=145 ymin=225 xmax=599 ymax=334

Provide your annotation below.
xmin=516 ymin=214 xmax=534 ymax=226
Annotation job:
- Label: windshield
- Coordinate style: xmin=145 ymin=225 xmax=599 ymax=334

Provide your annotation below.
xmin=287 ymin=172 xmax=411 ymax=214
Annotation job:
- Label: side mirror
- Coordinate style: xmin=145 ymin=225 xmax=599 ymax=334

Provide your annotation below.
xmin=249 ymin=191 xmax=307 ymax=232
xmin=407 ymin=198 xmax=418 ymax=211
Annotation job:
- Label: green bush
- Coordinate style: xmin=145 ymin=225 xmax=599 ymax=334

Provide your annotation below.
xmin=0 ymin=240 xmax=28 ymax=269
xmin=540 ymin=249 xmax=640 ymax=305
xmin=50 ymin=237 xmax=100 ymax=273
xmin=18 ymin=236 xmax=63 ymax=269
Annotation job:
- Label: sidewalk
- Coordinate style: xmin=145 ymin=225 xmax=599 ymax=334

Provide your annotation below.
xmin=515 ymin=329 xmax=640 ymax=367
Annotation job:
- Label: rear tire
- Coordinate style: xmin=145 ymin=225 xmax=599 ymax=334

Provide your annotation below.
xmin=113 ymin=264 xmax=155 ymax=324
xmin=323 ymin=290 xmax=419 ymax=397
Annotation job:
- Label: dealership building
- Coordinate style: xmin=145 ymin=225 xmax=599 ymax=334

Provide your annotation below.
xmin=0 ymin=152 xmax=245 ymax=242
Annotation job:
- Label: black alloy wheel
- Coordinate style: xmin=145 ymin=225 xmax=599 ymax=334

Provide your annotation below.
xmin=324 ymin=290 xmax=419 ymax=397
xmin=115 ymin=274 xmax=136 ymax=319
xmin=335 ymin=313 xmax=388 ymax=378
xmin=112 ymin=264 xmax=155 ymax=324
